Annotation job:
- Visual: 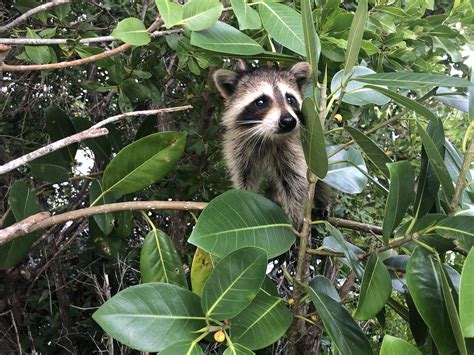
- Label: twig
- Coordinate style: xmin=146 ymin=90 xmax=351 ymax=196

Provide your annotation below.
xmin=0 ymin=0 xmax=70 ymax=33
xmin=450 ymin=138 xmax=474 ymax=211
xmin=0 ymin=29 xmax=184 ymax=45
xmin=0 ymin=128 xmax=108 ymax=175
xmin=0 ymin=201 xmax=207 ymax=244
xmin=327 ymin=216 xmax=383 ymax=235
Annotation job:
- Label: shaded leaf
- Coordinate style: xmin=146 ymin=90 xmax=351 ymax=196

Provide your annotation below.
xmin=89 ymin=180 xmax=114 ymax=236
xmin=460 ymin=248 xmax=474 ymax=337
xmin=344 ymin=0 xmax=367 ymax=74
xmin=223 ymin=344 xmax=255 ymax=355
xmin=301 ymin=0 xmax=320 ymax=88
xmin=111 ymin=18 xmax=150 ymax=46
xmin=25 ymin=28 xmax=51 ymax=64
xmin=433 ymin=216 xmax=474 ymax=251
xmin=356 ymin=72 xmax=474 ymax=89
xmin=309 ymin=276 xmax=341 ymax=302
xmin=160 ymin=339 xmax=204 ymax=355
xmin=380 ymin=335 xmax=421 ymax=355
xmin=44 ymin=106 xmax=77 ymax=163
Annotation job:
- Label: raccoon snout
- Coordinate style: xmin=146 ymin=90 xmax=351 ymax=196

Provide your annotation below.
xmin=278 ymin=114 xmax=297 ymax=133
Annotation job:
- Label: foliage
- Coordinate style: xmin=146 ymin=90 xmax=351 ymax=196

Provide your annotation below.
xmin=0 ymin=0 xmax=473 ymax=354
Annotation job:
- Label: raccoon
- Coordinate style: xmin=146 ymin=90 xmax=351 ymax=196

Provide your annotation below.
xmin=213 ymin=62 xmax=331 ymax=229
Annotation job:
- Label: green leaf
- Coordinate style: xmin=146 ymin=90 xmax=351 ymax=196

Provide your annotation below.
xmin=89 ymin=217 xmax=121 ymax=258
xmin=231 ymin=290 xmax=292 ymax=350
xmin=258 ymin=2 xmax=305 ymax=56
xmin=460 ymin=248 xmax=474 ymax=337
xmin=383 ymin=161 xmax=415 ymax=243
xmin=9 ymin=180 xmax=42 ymax=221
xmin=44 ymin=106 xmax=77 ymax=163
xmin=354 ymin=254 xmax=392 ymax=320
xmin=201 ymin=247 xmax=267 ymax=320
xmin=417 ymin=121 xmax=455 ymax=202
xmin=356 ymin=72 xmax=474 ymax=89
xmin=191 ymin=21 xmax=264 ymax=55
xmin=301 ymin=0 xmax=320 ymax=88
xmin=89 ymin=180 xmax=114 ymax=236
xmin=28 ymin=151 xmax=69 ymax=183
xmin=344 ymin=0 xmax=367 ymax=74
xmin=231 ymin=0 xmax=261 ymax=30
xmin=309 ymin=276 xmax=341 ymax=302
xmin=25 ymin=28 xmax=51 ymax=64
xmin=75 ymin=45 xmax=114 ymax=67
xmin=439 ymin=262 xmax=468 ymax=355
xmin=140 ymin=229 xmax=187 ymax=287
xmin=155 ymin=0 xmax=183 ymax=28
xmin=332 ymin=67 xmax=391 ymax=106
xmin=191 ymin=248 xmax=214 ymax=297
xmin=160 ymin=339 xmax=204 ymax=355
xmin=307 ymin=282 xmax=373 ymax=355
xmin=223 ymin=344 xmax=255 ymax=355
xmin=433 ymin=216 xmax=474 ymax=250
xmin=181 ymin=0 xmax=223 ymax=31
xmin=111 ymin=18 xmax=151 ymax=46
xmin=380 ymin=335 xmax=421 ymax=355
xmin=72 ymin=117 xmax=111 ymax=162
xmin=301 ymin=97 xmax=328 ymax=178
xmin=406 ymin=247 xmax=457 ymax=355
xmin=102 ymin=131 xmax=186 ymax=196
xmin=364 ymin=85 xmax=437 ymax=122
xmin=346 ymin=127 xmax=392 ymax=178
xmin=323 ymin=145 xmax=368 ymax=194
xmin=92 ymin=283 xmax=206 ymax=352
xmin=188 ymin=190 xmax=295 ymax=258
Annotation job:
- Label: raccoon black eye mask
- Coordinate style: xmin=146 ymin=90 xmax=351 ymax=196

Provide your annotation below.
xmin=213 ymin=62 xmax=331 ymax=229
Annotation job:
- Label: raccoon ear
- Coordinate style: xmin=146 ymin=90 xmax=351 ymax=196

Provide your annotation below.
xmin=290 ymin=62 xmax=312 ymax=89
xmin=213 ymin=69 xmax=239 ymax=99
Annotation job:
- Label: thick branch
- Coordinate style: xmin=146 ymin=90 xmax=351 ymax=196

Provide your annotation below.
xmin=0 ymin=0 xmax=70 ymax=33
xmin=0 ymin=128 xmax=108 ymax=175
xmin=0 ymin=105 xmax=192 ymax=175
xmin=450 ymin=138 xmax=474 ymax=211
xmin=0 ymin=201 xmax=207 ymax=245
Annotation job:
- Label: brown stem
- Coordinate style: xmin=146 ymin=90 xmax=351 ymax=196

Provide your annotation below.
xmin=450 ymin=138 xmax=474 ymax=211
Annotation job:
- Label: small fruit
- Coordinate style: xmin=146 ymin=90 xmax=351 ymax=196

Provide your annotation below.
xmin=334 ymin=113 xmax=343 ymax=122
xmin=214 ymin=330 xmax=225 ymax=343
xmin=311 ymin=315 xmax=318 ymax=322
xmin=288 ymin=298 xmax=295 ymax=305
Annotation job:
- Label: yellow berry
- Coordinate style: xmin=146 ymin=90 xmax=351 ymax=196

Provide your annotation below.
xmin=311 ymin=315 xmax=318 ymax=322
xmin=214 ymin=330 xmax=225 ymax=343
xmin=334 ymin=113 xmax=343 ymax=122
xmin=288 ymin=298 xmax=295 ymax=305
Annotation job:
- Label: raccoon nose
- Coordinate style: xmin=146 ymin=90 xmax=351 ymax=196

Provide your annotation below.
xmin=279 ymin=114 xmax=297 ymax=133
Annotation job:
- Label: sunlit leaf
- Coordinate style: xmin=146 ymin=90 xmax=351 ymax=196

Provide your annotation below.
xmin=111 ymin=18 xmax=150 ymax=46
xmin=380 ymin=335 xmax=421 ymax=355
xmin=344 ymin=0 xmax=367 ymax=74
xmin=181 ymin=0 xmax=222 ymax=31
xmin=460 ymin=248 xmax=474 ymax=337
xmin=231 ymin=0 xmax=261 ymax=30
xmin=155 ymin=0 xmax=183 ymax=28
xmin=356 ymin=72 xmax=474 ymax=89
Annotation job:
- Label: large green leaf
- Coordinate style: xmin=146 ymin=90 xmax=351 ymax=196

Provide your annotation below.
xmin=111 ymin=18 xmax=151 ymax=46
xmin=380 ymin=335 xmax=421 ymax=355
xmin=231 ymin=290 xmax=292 ymax=350
xmin=323 ymin=145 xmax=368 ymax=194
xmin=301 ymin=0 xmax=320 ymax=88
xmin=140 ymin=229 xmax=187 ymax=287
xmin=25 ymin=28 xmax=51 ymax=64
xmin=191 ymin=21 xmax=264 ymax=55
xmin=307 ymin=282 xmax=373 ymax=355
xmin=433 ymin=216 xmax=474 ymax=250
xmin=89 ymin=180 xmax=114 ymax=236
xmin=309 ymin=276 xmax=341 ymax=302
xmin=155 ymin=0 xmax=183 ymax=28
xmin=102 ymin=131 xmax=186 ymax=196
xmin=354 ymin=254 xmax=392 ymax=320
xmin=258 ymin=2 xmax=305 ymax=56
xmin=92 ymin=283 xmax=206 ymax=352
xmin=417 ymin=121 xmax=455 ymax=202
xmin=460 ymin=248 xmax=474 ymax=337
xmin=44 ymin=106 xmax=78 ymax=163
xmin=356 ymin=72 xmax=474 ymax=89
xmin=383 ymin=161 xmax=415 ymax=243
xmin=346 ymin=127 xmax=391 ymax=178
xmin=223 ymin=344 xmax=255 ymax=355
xmin=344 ymin=0 xmax=367 ymax=74
xmin=201 ymin=247 xmax=267 ymax=320
xmin=406 ymin=247 xmax=457 ymax=354
xmin=181 ymin=0 xmax=222 ymax=31
xmin=439 ymin=262 xmax=468 ymax=355
xmin=160 ymin=339 xmax=204 ymax=355
xmin=28 ymin=151 xmax=69 ymax=183
xmin=301 ymin=97 xmax=328 ymax=178
xmin=332 ymin=67 xmax=391 ymax=106
xmin=188 ymin=190 xmax=295 ymax=258
xmin=231 ymin=0 xmax=261 ymax=30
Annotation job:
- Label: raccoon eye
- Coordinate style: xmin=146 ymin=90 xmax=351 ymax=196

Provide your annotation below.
xmin=254 ymin=96 xmax=267 ymax=107
xmin=286 ymin=95 xmax=297 ymax=105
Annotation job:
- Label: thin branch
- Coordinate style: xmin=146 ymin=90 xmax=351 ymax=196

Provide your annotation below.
xmin=0 ymin=128 xmax=108 ymax=175
xmin=327 ymin=216 xmax=383 ymax=235
xmin=0 ymin=201 xmax=207 ymax=245
xmin=0 ymin=0 xmax=70 ymax=33
xmin=0 ymin=105 xmax=192 ymax=175
xmin=0 ymin=29 xmax=184 ymax=45
xmin=450 ymin=138 xmax=474 ymax=211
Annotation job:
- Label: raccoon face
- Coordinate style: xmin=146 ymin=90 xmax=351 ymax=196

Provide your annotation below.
xmin=214 ymin=62 xmax=312 ymax=138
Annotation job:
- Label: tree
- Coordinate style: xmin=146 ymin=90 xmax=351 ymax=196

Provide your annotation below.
xmin=0 ymin=0 xmax=473 ymax=354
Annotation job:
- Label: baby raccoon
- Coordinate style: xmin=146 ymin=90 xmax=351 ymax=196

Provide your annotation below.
xmin=213 ymin=62 xmax=330 ymax=229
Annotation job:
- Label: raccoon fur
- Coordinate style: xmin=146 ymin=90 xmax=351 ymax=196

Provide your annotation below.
xmin=213 ymin=62 xmax=331 ymax=229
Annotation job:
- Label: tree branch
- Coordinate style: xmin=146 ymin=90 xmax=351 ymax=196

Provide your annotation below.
xmin=0 ymin=105 xmax=193 ymax=175
xmin=0 ymin=128 xmax=108 ymax=175
xmin=450 ymin=138 xmax=474 ymax=211
xmin=327 ymin=217 xmax=383 ymax=235
xmin=0 ymin=0 xmax=70 ymax=33
xmin=0 ymin=201 xmax=207 ymax=245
